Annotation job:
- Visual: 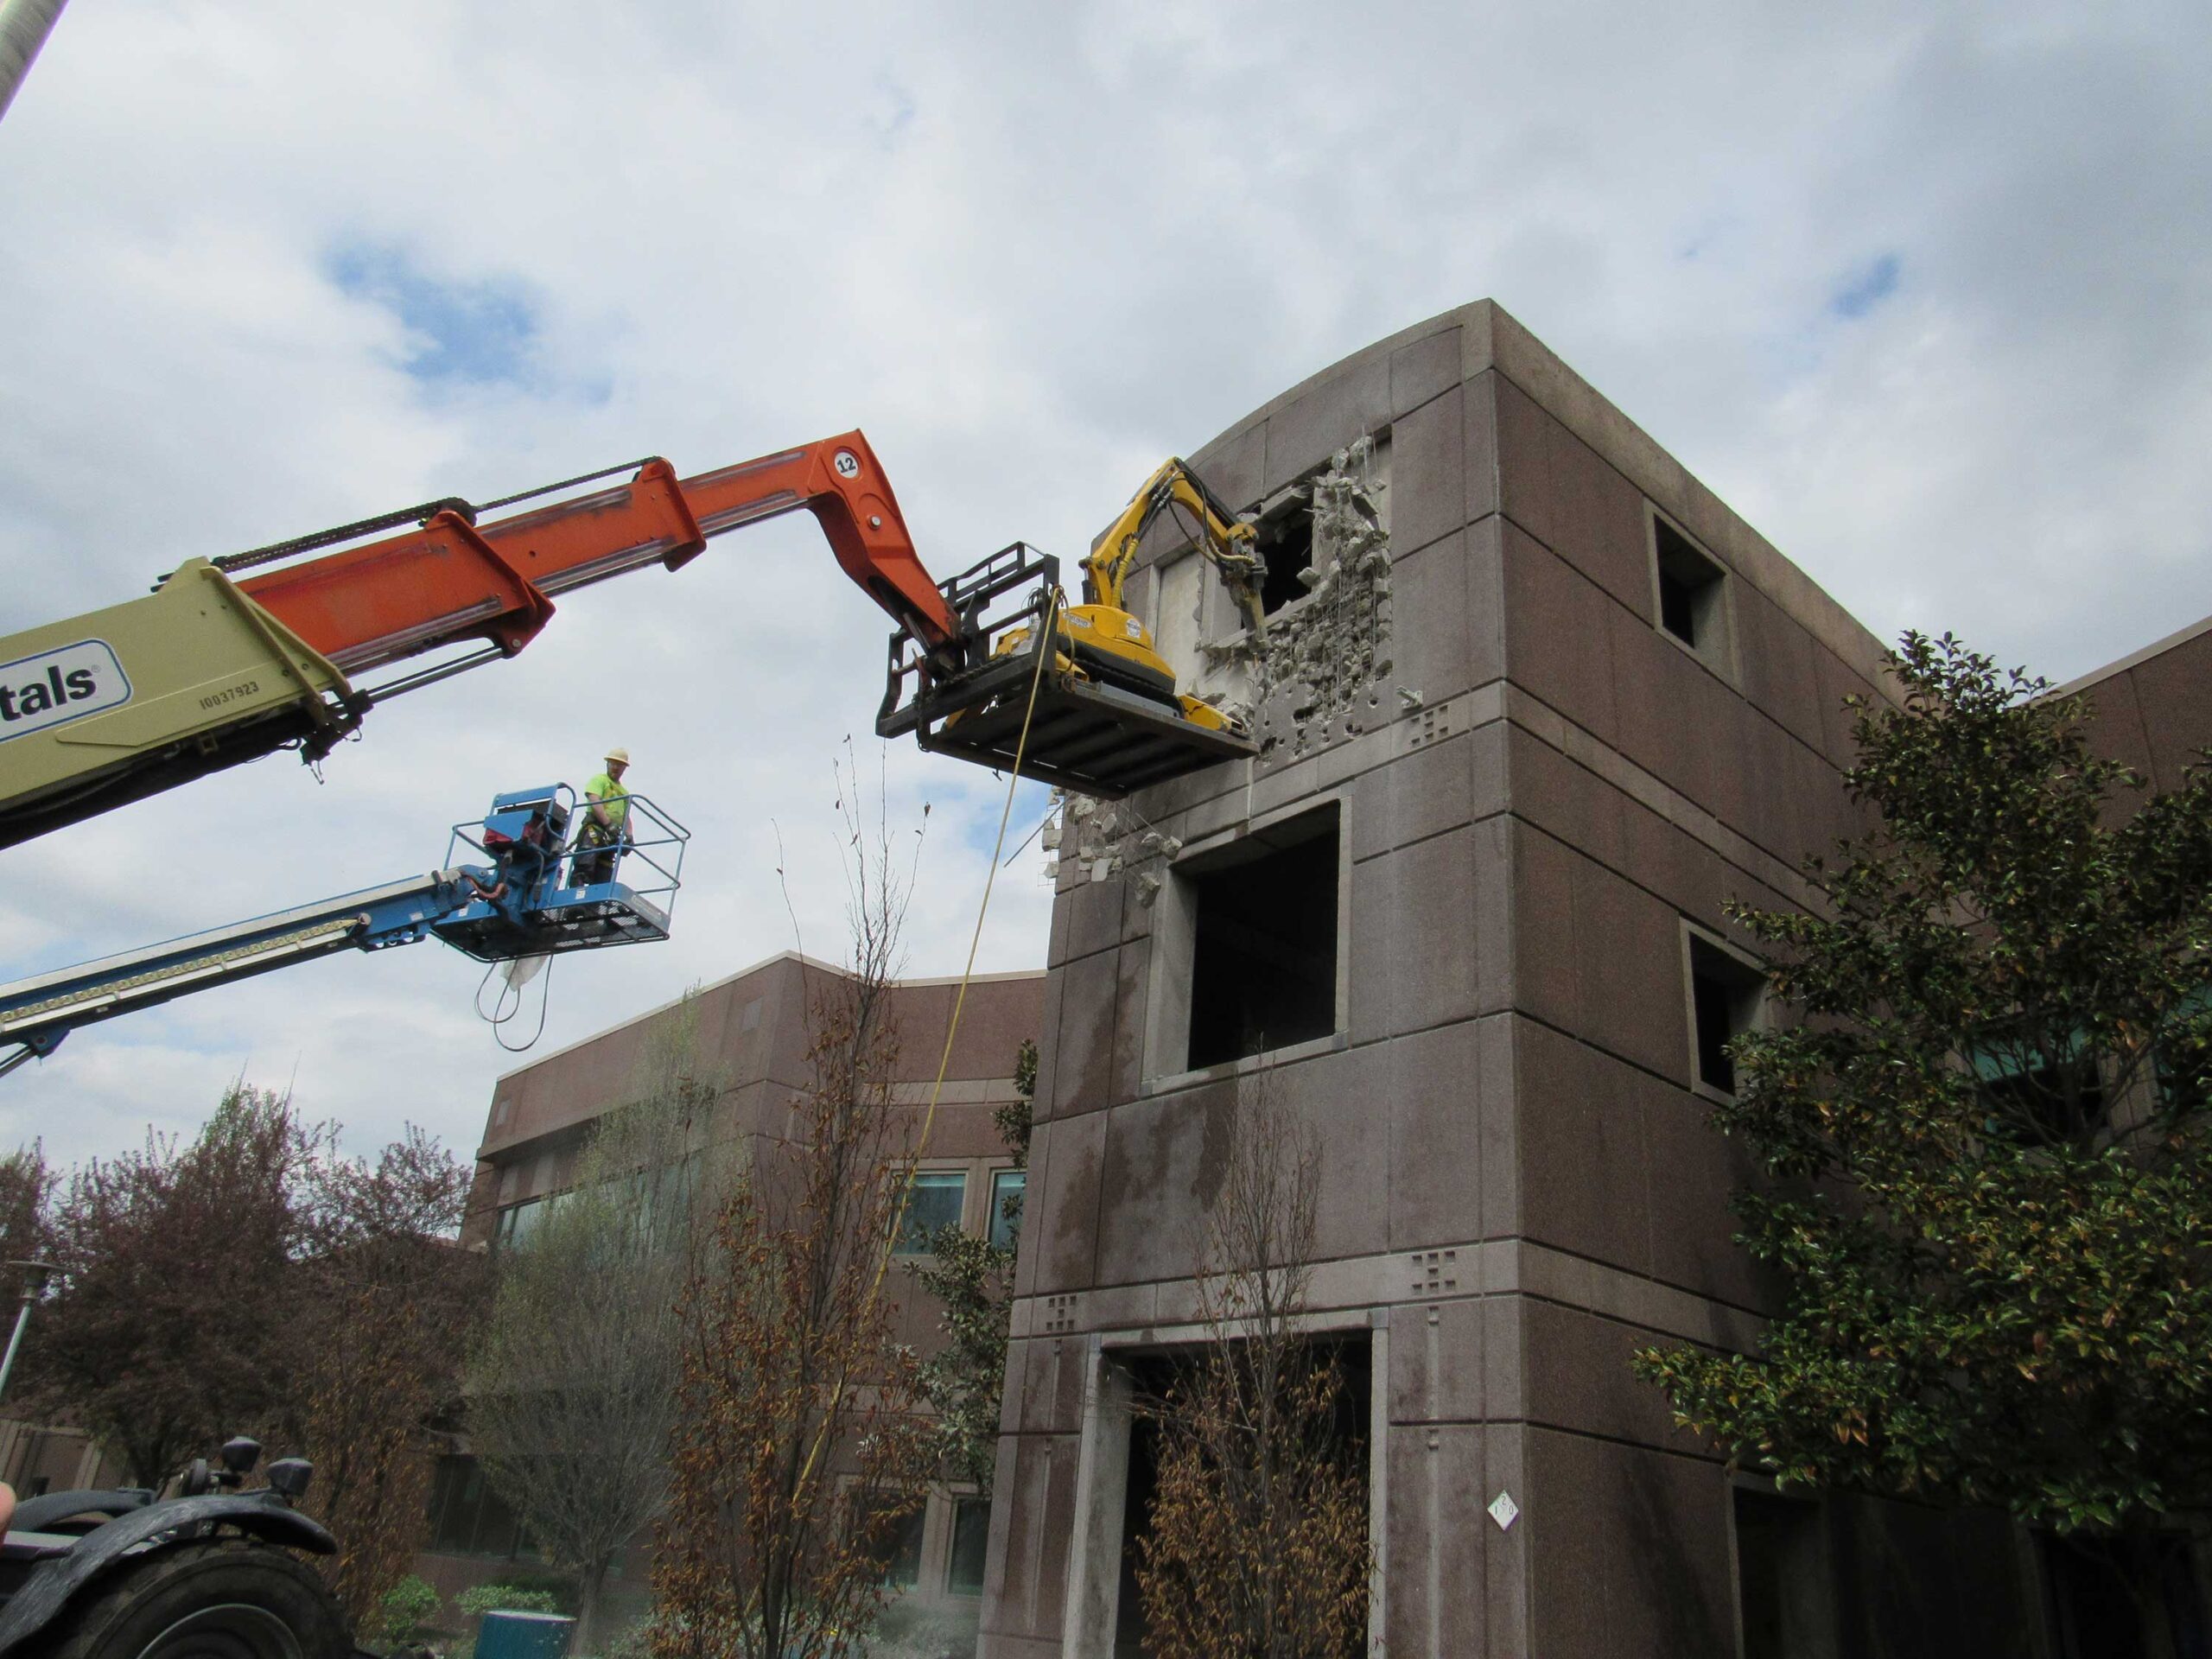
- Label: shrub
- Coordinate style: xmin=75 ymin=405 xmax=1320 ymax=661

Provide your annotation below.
xmin=457 ymin=1582 xmax=566 ymax=1621
xmin=372 ymin=1575 xmax=441 ymax=1643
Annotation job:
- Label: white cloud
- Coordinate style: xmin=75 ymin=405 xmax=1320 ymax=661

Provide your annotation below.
xmin=3 ymin=2 xmax=2207 ymax=1169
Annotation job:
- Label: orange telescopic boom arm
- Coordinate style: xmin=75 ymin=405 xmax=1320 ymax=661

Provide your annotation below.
xmin=235 ymin=430 xmax=958 ymax=677
xmin=0 ymin=430 xmax=963 ymax=849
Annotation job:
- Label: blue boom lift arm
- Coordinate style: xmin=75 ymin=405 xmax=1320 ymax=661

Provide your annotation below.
xmin=0 ymin=783 xmax=687 ymax=1077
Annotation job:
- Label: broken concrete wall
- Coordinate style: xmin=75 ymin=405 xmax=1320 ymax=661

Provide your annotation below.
xmin=1211 ymin=435 xmax=1401 ymax=764
xmin=1045 ymin=437 xmax=1401 ymax=903
xmin=980 ymin=300 xmax=2040 ymax=1659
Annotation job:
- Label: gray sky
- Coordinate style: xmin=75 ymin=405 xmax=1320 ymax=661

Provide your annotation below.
xmin=3 ymin=1 xmax=2207 ymax=1172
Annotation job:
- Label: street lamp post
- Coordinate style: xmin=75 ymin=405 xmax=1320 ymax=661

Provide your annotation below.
xmin=0 ymin=1259 xmax=56 ymax=1405
xmin=0 ymin=0 xmax=68 ymax=124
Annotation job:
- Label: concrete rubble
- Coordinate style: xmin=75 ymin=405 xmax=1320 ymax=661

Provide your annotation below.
xmin=1204 ymin=435 xmax=1395 ymax=763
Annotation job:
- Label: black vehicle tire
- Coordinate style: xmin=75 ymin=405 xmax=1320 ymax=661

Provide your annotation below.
xmin=44 ymin=1535 xmax=351 ymax=1659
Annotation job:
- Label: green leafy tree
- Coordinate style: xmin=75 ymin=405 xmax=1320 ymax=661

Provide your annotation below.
xmin=907 ymin=1037 xmax=1033 ymax=1491
xmin=1636 ymin=633 xmax=2212 ymax=1542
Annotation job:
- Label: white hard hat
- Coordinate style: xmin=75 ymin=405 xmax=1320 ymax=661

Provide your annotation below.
xmin=605 ymin=747 xmax=631 ymax=766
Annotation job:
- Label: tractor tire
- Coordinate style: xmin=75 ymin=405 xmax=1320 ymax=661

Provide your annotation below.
xmin=44 ymin=1535 xmax=352 ymax=1659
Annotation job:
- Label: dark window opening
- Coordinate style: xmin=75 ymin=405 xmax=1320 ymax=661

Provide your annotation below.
xmin=852 ymin=1494 xmax=926 ymax=1589
xmin=1655 ymin=517 xmax=1726 ymax=654
xmin=2040 ymin=1530 xmax=2209 ymax=1659
xmin=2156 ymin=1008 xmax=2209 ymax=1116
xmin=1689 ymin=933 xmax=1763 ymax=1096
xmin=1254 ymin=504 xmax=1314 ymax=616
xmin=2160 ymin=1046 xmax=2209 ymax=1116
xmin=428 ymin=1456 xmax=539 ymax=1561
xmin=949 ymin=1497 xmax=992 ymax=1596
xmin=1981 ymin=1055 xmax=2108 ymax=1141
xmin=1734 ymin=1490 xmax=1838 ymax=1659
xmin=1185 ymin=805 xmax=1339 ymax=1071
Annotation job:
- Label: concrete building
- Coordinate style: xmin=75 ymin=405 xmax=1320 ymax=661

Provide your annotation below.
xmin=450 ymin=299 xmax=2209 ymax=1656
xmin=974 ymin=299 xmax=2212 ymax=1658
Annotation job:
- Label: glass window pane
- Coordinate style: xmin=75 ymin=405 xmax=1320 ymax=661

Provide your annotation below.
xmin=499 ymin=1196 xmax=546 ymax=1251
xmin=988 ymin=1170 xmax=1026 ymax=1250
xmin=949 ymin=1497 xmax=992 ymax=1595
xmin=429 ymin=1458 xmax=480 ymax=1553
xmin=474 ymin=1480 xmax=519 ymax=1560
xmin=895 ymin=1171 xmax=967 ymax=1254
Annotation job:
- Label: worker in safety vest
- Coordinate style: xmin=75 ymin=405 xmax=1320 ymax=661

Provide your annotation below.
xmin=574 ymin=747 xmax=632 ymax=885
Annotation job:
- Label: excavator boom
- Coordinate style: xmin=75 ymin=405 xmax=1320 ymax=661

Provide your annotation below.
xmin=1084 ymin=457 xmax=1266 ymax=632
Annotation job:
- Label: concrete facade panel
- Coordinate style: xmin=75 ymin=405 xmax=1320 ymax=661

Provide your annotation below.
xmin=1508 ymin=817 xmax=1578 ymax=1032
xmin=1735 ymin=580 xmax=1828 ymax=759
xmin=1494 ymin=372 xmax=1556 ymax=553
xmin=1386 ymin=1296 xmax=1492 ymax=1427
xmin=1525 ymin=1429 xmax=1736 ymax=1659
xmin=1606 ymin=598 xmax=1722 ymax=824
xmin=1463 ymin=371 xmax=1501 ymax=525
xmin=1815 ymin=645 xmax=1881 ymax=775
xmin=1109 ymin=940 xmax=1148 ymax=1107
xmin=1393 ymin=517 xmax=1506 ymax=705
xmin=1501 ymin=521 xmax=1619 ymax=747
xmin=1183 ymin=419 xmax=1266 ymax=524
xmin=1537 ymin=400 xmax=1653 ymax=617
xmin=1575 ymin=856 xmax=1694 ymax=1081
xmin=2075 ymin=667 xmax=2158 ymax=814
xmin=1351 ymin=824 xmax=1487 ymax=1041
xmin=1382 ymin=1017 xmax=1488 ymax=1254
xmin=1287 ymin=1046 xmax=1394 ymax=1265
xmin=1387 ymin=530 xmax=1475 ymax=708
xmin=1390 ymin=383 xmax=1465 ymax=556
xmin=1504 ymin=720 xmax=1628 ymax=877
xmin=1389 ymin=323 xmax=1463 ymax=418
xmin=979 ymin=1433 xmax=1077 ymax=1649
xmin=1351 ymin=722 xmax=1498 ymax=865
xmin=1062 ymin=874 xmax=1124 ymax=966
xmin=1522 ymin=1299 xmax=1698 ymax=1451
xmin=1263 ymin=351 xmax=1394 ymax=493
xmin=1091 ymin=1079 xmax=1230 ymax=1287
xmin=1641 ymin=1089 xmax=1770 ymax=1310
xmin=1027 ymin=967 xmax=1065 ymax=1133
xmin=1384 ymin=1422 xmax=1491 ymax=1656
xmin=1027 ymin=1110 xmax=1103 ymax=1294
xmin=1048 ymin=949 xmax=1119 ymax=1119
xmin=2125 ymin=625 xmax=2212 ymax=793
xmin=1515 ymin=1017 xmax=1653 ymax=1274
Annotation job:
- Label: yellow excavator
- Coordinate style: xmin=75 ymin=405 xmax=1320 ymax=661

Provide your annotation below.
xmin=1015 ymin=455 xmax=1268 ymax=732
xmin=879 ymin=456 xmax=1269 ymax=791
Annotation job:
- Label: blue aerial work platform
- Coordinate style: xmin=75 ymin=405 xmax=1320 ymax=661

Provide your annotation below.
xmin=0 ymin=783 xmax=687 ymax=1077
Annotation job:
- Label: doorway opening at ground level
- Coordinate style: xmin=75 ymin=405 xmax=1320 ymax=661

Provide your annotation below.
xmin=1112 ymin=1335 xmax=1372 ymax=1659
